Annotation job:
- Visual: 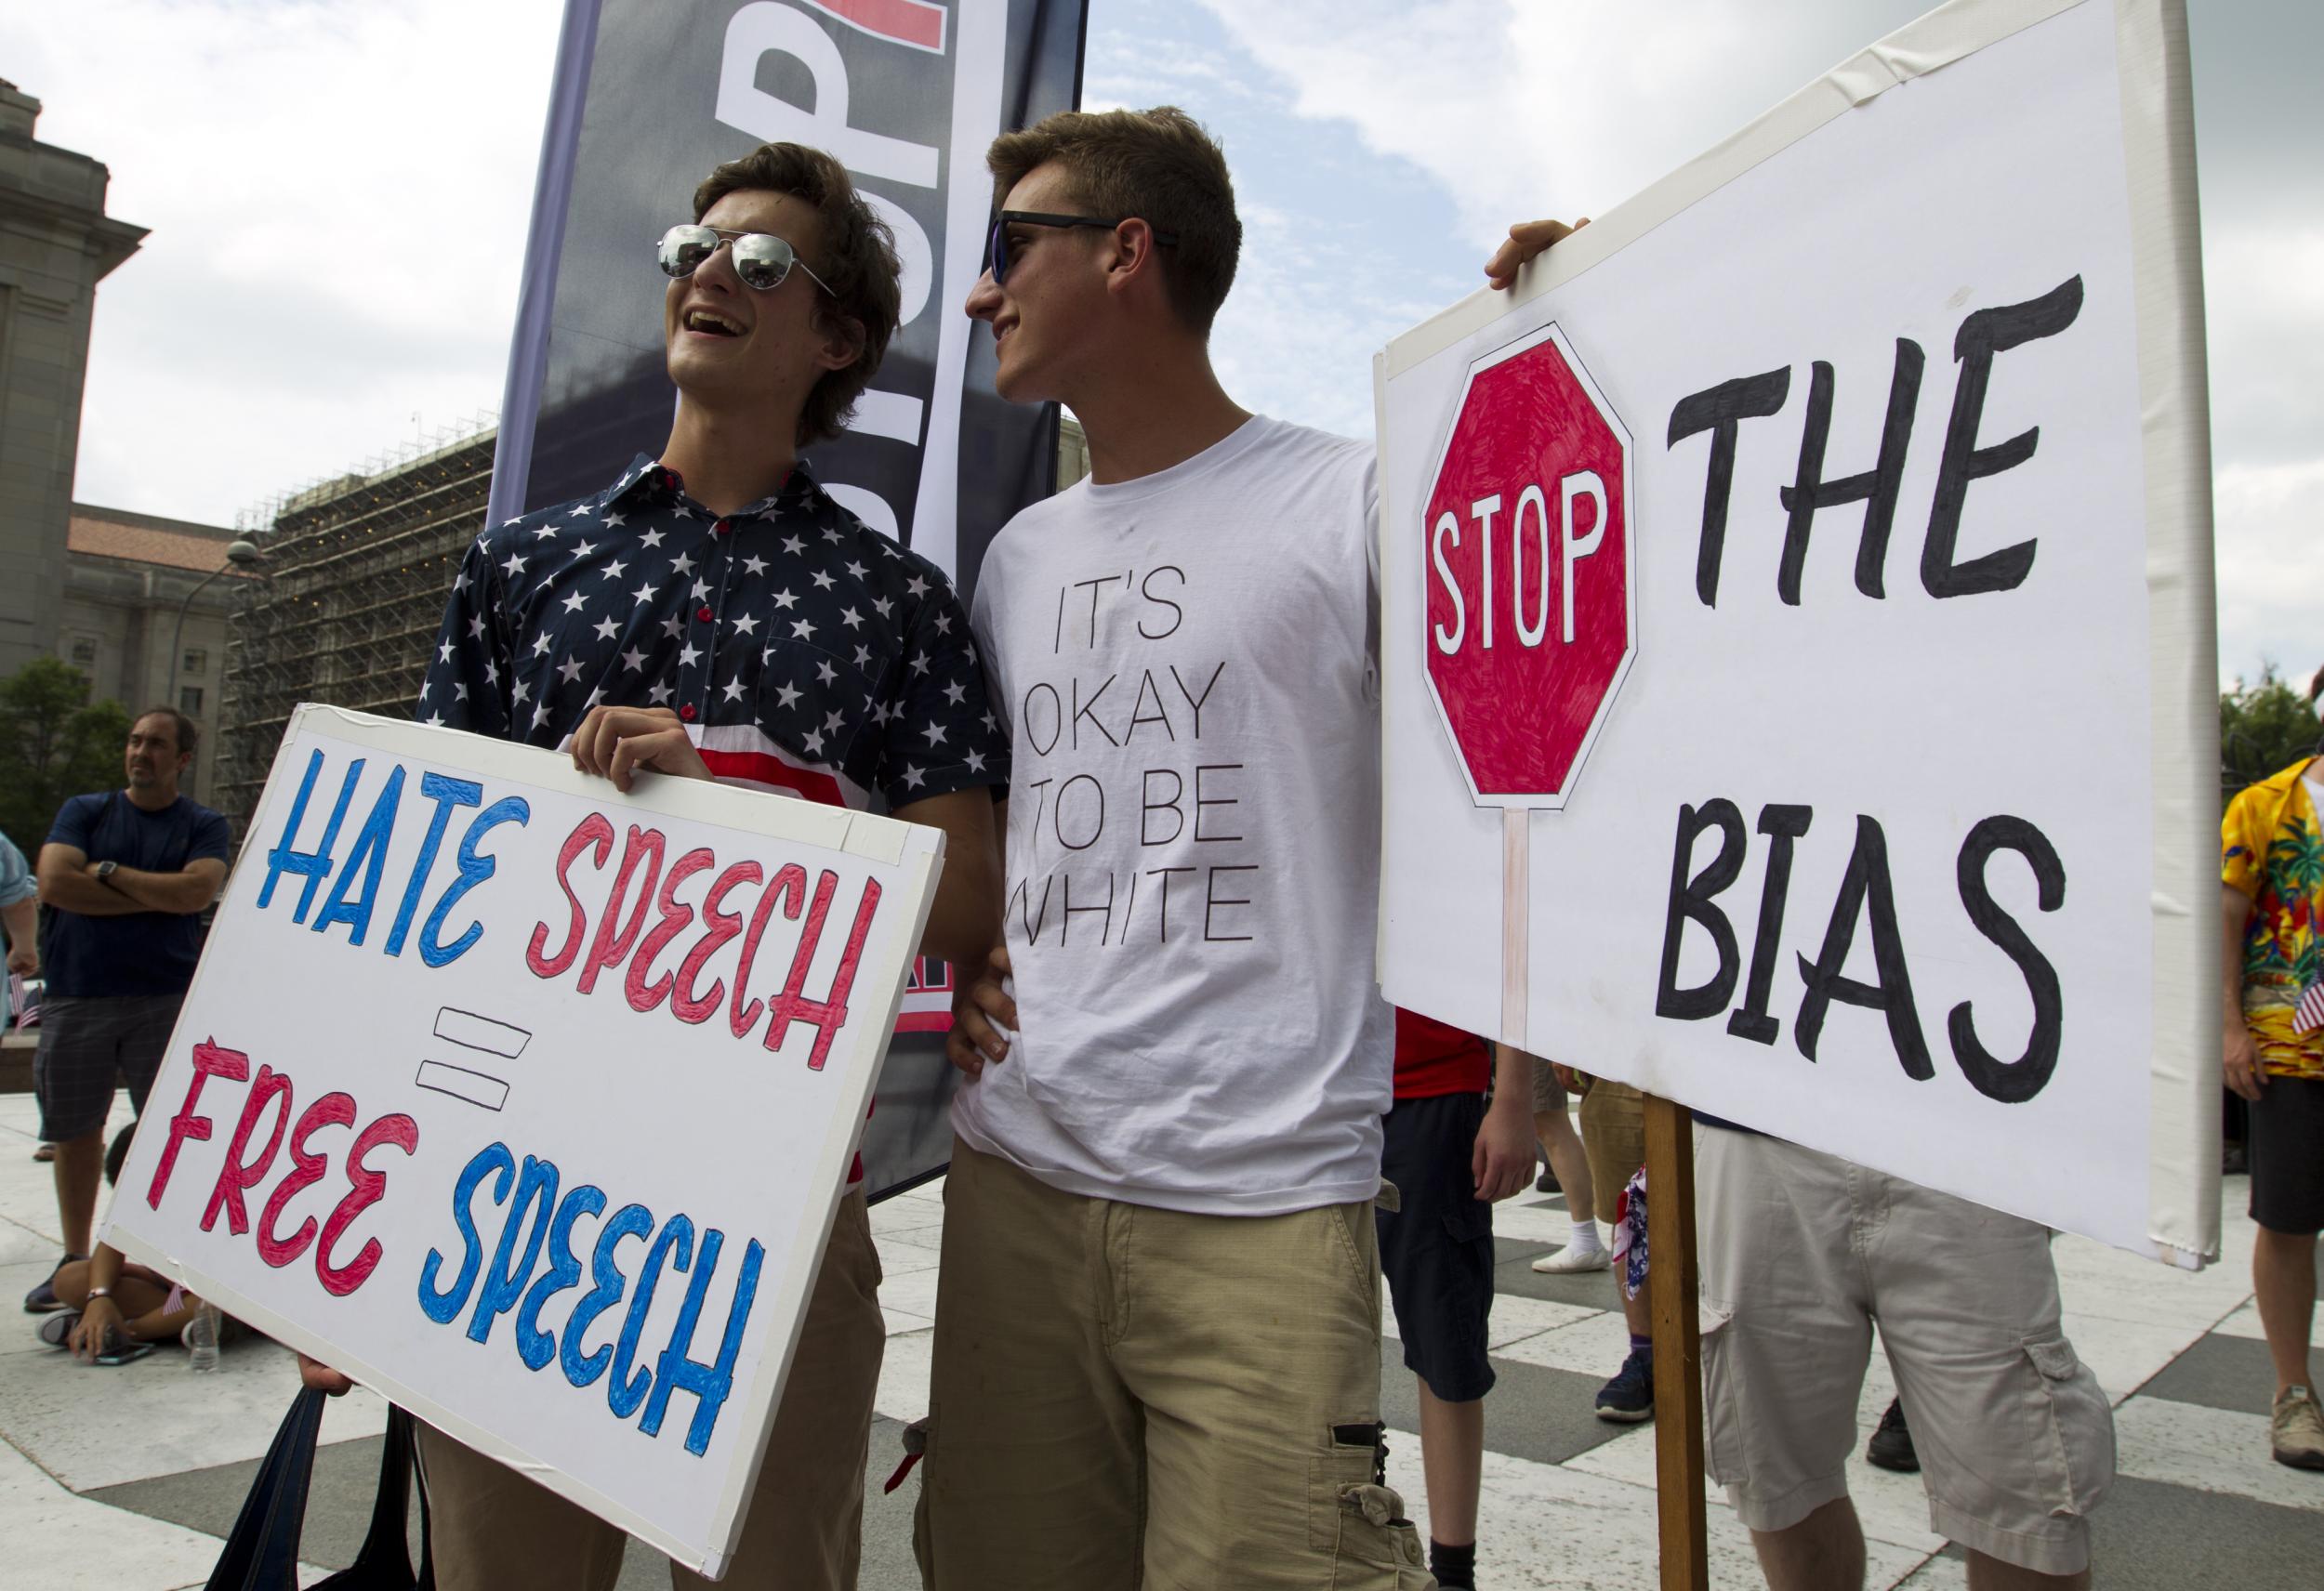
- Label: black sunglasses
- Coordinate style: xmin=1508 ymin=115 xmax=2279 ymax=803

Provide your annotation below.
xmin=656 ymin=224 xmax=835 ymax=295
xmin=984 ymin=210 xmax=1182 ymax=284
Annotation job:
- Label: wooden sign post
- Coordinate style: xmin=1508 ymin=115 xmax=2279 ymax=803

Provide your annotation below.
xmin=1644 ymin=1093 xmax=1708 ymax=1591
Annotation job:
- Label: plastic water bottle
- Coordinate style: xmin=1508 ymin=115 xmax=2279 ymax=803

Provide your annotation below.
xmin=184 ymin=1302 xmax=221 ymax=1374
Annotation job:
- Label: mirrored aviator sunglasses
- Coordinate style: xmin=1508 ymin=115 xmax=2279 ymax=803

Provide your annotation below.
xmin=655 ymin=224 xmax=831 ymax=294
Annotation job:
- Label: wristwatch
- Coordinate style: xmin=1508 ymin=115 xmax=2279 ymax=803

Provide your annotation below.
xmin=86 ymin=1286 xmax=112 ymax=1300
xmin=94 ymin=861 xmax=118 ymax=886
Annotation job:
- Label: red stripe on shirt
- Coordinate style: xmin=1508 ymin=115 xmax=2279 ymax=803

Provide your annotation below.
xmin=697 ymin=747 xmax=849 ymax=807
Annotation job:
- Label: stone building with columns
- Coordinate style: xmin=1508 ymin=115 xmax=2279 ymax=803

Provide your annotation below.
xmin=0 ymin=78 xmax=146 ymax=682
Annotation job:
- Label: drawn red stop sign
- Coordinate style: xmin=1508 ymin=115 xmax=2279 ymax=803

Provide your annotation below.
xmin=1422 ymin=322 xmax=1635 ymax=808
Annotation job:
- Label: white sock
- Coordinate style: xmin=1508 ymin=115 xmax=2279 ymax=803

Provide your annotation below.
xmin=1568 ymin=1217 xmax=1605 ymax=1256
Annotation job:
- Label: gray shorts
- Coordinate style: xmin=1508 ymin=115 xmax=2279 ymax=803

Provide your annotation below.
xmin=33 ymin=993 xmax=181 ymax=1141
xmin=1697 ymin=1129 xmax=2114 ymax=1576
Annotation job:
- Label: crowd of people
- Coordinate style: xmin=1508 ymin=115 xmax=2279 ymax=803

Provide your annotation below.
xmin=5 ymin=101 xmax=2317 ymax=1591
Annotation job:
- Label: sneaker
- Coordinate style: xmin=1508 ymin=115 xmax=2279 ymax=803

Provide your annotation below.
xmin=22 ymin=1255 xmax=84 ymax=1315
xmin=1531 ymin=1243 xmax=1609 ymax=1274
xmin=1595 ymin=1348 xmax=1655 ymax=1422
xmin=1866 ymin=1396 xmax=1919 ymax=1472
xmin=1535 ymin=1166 xmax=1561 ymax=1195
xmin=2273 ymin=1385 xmax=2324 ymax=1470
xmin=36 ymin=1310 xmax=79 ymax=1349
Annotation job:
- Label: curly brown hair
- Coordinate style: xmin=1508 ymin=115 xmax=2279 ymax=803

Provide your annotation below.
xmin=693 ymin=143 xmax=904 ymax=447
xmin=985 ymin=106 xmax=1240 ymax=335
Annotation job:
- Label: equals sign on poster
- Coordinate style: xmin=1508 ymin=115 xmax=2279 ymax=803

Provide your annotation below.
xmin=416 ymin=1008 xmax=532 ymax=1111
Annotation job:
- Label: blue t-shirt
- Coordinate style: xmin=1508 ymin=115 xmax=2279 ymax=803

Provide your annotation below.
xmin=44 ymin=793 xmax=231 ymax=999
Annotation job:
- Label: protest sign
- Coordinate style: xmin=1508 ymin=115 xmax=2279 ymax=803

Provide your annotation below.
xmin=1376 ymin=0 xmax=2218 ymax=1267
xmin=486 ymin=0 xmax=1087 ymax=1198
xmin=103 ymin=704 xmax=940 ymax=1575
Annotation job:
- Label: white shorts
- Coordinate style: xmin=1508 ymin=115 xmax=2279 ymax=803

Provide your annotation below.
xmin=1696 ymin=1129 xmax=2114 ymax=1576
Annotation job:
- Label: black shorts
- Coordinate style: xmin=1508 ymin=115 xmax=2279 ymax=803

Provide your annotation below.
xmin=33 ymin=993 xmax=178 ymax=1142
xmin=1377 ymin=1091 xmax=1497 ymax=1403
xmin=2249 ymin=1073 xmax=2324 ymax=1235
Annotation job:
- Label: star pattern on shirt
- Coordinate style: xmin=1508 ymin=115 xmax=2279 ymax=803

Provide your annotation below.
xmin=417 ymin=454 xmax=1010 ymax=812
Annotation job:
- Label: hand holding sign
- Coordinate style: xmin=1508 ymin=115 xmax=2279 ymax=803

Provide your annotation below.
xmin=1377 ymin=0 xmax=2220 ymax=1268
xmin=1482 ymin=217 xmax=1591 ymax=293
xmin=103 ymin=706 xmax=941 ymax=1573
xmin=569 ymin=705 xmax=713 ymax=793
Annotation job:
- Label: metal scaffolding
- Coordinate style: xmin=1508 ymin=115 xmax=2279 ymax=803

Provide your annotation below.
xmin=214 ymin=415 xmax=496 ymax=842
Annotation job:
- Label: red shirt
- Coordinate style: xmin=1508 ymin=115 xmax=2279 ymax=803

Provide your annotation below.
xmin=1392 ymin=1007 xmax=1491 ymax=1099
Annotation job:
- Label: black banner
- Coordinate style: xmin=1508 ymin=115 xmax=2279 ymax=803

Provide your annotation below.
xmin=489 ymin=0 xmax=1085 ymax=1196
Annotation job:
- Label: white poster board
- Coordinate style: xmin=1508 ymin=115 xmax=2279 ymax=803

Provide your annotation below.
xmin=1376 ymin=0 xmax=2218 ymax=1265
xmin=103 ymin=704 xmax=941 ymax=1574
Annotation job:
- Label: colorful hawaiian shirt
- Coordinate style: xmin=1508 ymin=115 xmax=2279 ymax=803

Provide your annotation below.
xmin=2222 ymin=757 xmax=2324 ymax=1081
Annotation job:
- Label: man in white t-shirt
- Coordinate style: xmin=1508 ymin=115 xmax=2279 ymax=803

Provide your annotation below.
xmin=910 ymin=105 xmax=1573 ymax=1590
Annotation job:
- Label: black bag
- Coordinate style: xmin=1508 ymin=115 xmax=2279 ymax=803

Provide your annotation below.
xmin=206 ymin=1387 xmax=433 ymax=1591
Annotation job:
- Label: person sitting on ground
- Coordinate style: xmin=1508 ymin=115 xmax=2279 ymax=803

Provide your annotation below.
xmin=1528 ymin=1054 xmax=1605 ymax=1271
xmin=39 ymin=1124 xmax=219 ymax=1365
xmin=48 ymin=1247 xmax=203 ymax=1365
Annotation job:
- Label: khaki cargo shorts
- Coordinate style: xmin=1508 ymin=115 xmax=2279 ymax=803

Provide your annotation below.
xmin=913 ymin=1138 xmax=1432 ymax=1590
xmin=1578 ymin=1076 xmax=1647 ymax=1216
xmin=1695 ymin=1128 xmax=2114 ymax=1576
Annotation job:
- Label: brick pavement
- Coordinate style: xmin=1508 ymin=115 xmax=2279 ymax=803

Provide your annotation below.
xmin=3 ymin=1094 xmax=2318 ymax=1589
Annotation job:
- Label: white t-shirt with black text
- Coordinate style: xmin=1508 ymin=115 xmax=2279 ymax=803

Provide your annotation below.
xmin=957 ymin=414 xmax=1393 ymax=1216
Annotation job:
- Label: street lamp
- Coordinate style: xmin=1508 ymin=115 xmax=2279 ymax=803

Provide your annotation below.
xmin=167 ymin=537 xmax=263 ymax=713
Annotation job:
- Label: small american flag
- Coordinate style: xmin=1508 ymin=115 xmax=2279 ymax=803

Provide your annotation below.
xmin=2297 ymin=978 xmax=2324 ymax=1035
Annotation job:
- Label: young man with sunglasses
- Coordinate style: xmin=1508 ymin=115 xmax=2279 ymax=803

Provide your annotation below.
xmin=300 ymin=141 xmax=1007 ymax=1591
xmin=918 ymin=106 xmax=1575 ymax=1588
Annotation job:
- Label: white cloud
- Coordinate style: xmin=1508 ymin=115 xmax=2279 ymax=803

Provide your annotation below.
xmin=2215 ymin=455 xmax=2324 ymax=689
xmin=2202 ymin=217 xmax=2324 ymax=463
xmin=7 ymin=0 xmax=562 ymax=527
xmin=1188 ymin=0 xmax=1921 ymax=245
xmin=2200 ymin=217 xmax=2324 ymax=681
xmin=1207 ymin=204 xmax=1459 ymax=442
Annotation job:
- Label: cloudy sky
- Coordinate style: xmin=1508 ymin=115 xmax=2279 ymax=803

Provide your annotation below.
xmin=6 ymin=0 xmax=2314 ymax=684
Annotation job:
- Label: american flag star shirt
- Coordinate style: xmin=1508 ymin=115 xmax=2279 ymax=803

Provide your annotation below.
xmin=418 ymin=454 xmax=1009 ymax=814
